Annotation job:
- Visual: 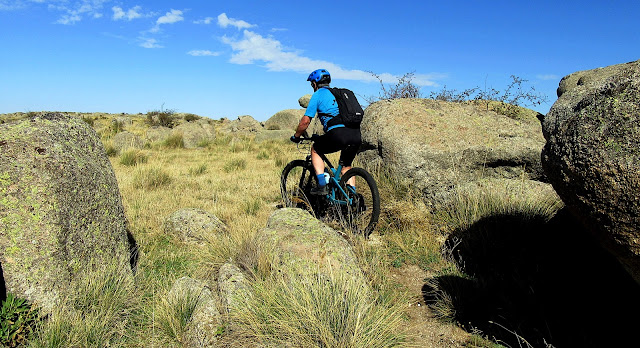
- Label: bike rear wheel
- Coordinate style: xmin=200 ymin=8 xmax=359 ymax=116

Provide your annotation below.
xmin=337 ymin=167 xmax=380 ymax=237
xmin=281 ymin=160 xmax=320 ymax=212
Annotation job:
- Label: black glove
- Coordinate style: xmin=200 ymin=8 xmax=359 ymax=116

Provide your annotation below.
xmin=290 ymin=135 xmax=302 ymax=143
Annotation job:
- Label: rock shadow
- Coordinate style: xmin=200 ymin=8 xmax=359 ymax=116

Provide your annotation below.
xmin=0 ymin=262 xmax=5 ymax=302
xmin=424 ymin=208 xmax=640 ymax=347
xmin=127 ymin=229 xmax=139 ymax=273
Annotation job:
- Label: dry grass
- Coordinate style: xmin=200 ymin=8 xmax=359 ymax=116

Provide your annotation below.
xmin=24 ymin=113 xmax=555 ymax=347
xmin=227 ymin=271 xmax=409 ymax=348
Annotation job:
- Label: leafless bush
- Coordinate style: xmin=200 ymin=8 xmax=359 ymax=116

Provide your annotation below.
xmin=365 ymin=71 xmax=422 ymax=103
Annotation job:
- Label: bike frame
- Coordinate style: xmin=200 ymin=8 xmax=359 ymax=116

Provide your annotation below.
xmin=302 ymin=151 xmax=352 ymax=207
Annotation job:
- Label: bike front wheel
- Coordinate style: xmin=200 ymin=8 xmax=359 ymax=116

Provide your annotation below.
xmin=338 ymin=167 xmax=380 ymax=237
xmin=281 ymin=160 xmax=319 ymax=213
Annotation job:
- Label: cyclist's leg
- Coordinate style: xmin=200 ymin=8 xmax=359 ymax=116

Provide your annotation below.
xmin=313 ymin=132 xmax=342 ymax=185
xmin=310 ymin=145 xmax=325 ymax=179
xmin=338 ymin=128 xmax=362 ymax=187
xmin=339 ymin=146 xmax=357 ymax=187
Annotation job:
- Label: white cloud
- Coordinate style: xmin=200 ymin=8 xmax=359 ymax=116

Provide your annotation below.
xmin=221 ymin=30 xmax=443 ymax=86
xmin=149 ymin=8 xmax=183 ymax=33
xmin=139 ymin=37 xmax=162 ymax=49
xmin=537 ymin=74 xmax=560 ymax=81
xmin=217 ymin=13 xmax=255 ymax=30
xmin=157 ymin=9 xmax=183 ymax=24
xmin=48 ymin=0 xmax=110 ymax=25
xmin=194 ymin=16 xmax=214 ymax=24
xmin=187 ymin=50 xmax=221 ymax=57
xmin=112 ymin=5 xmax=142 ymax=21
xmin=56 ymin=13 xmax=81 ymax=24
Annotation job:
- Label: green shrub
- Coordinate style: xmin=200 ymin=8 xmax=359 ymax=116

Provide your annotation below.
xmin=183 ymin=113 xmax=200 ymax=122
xmin=1 ymin=293 xmax=40 ymax=347
xmin=147 ymin=109 xmax=176 ymax=128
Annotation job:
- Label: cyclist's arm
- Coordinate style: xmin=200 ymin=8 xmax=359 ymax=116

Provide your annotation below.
xmin=294 ymin=115 xmax=312 ymax=137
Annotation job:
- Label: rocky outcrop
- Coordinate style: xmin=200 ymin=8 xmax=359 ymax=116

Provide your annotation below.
xmin=219 ymin=115 xmax=263 ymax=134
xmin=264 ymin=109 xmax=304 ymax=131
xmin=145 ymin=126 xmax=172 ymax=143
xmin=217 ymin=262 xmax=251 ymax=314
xmin=163 ymin=208 xmax=227 ymax=245
xmin=360 ymin=98 xmax=546 ymax=207
xmin=541 ymin=59 xmax=640 ymax=285
xmin=298 ymin=94 xmax=312 ymax=108
xmin=173 ymin=120 xmax=216 ymax=148
xmin=112 ymin=131 xmax=145 ymax=151
xmin=260 ymin=208 xmax=365 ymax=280
xmin=168 ymin=277 xmax=222 ymax=348
xmin=0 ymin=112 xmax=133 ymax=312
xmin=254 ymin=130 xmax=291 ymax=143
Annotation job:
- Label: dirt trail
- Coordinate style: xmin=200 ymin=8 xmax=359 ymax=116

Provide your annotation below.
xmin=389 ymin=265 xmax=470 ymax=347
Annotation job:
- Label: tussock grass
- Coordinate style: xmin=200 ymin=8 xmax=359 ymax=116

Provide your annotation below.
xmin=163 ymin=133 xmax=184 ymax=148
xmin=227 ymin=271 xmax=408 ymax=348
xmin=104 ymin=142 xmax=118 ymax=157
xmin=438 ymin=179 xmax=563 ymax=232
xmin=132 ymin=167 xmax=172 ymax=189
xmin=154 ymin=286 xmax=202 ymax=345
xmin=223 ymin=158 xmax=247 ymax=173
xmin=30 ymin=262 xmax=137 ymax=347
xmin=188 ymin=163 xmax=208 ymax=176
xmin=119 ymin=149 xmax=148 ymax=166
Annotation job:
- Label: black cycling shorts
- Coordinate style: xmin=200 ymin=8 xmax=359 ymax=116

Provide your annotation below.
xmin=313 ymin=127 xmax=362 ymax=167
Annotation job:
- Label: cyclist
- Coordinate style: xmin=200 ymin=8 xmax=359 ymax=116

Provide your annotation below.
xmin=291 ymin=68 xmax=362 ymax=195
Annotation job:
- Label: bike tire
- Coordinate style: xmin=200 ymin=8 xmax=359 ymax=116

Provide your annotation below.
xmin=281 ymin=160 xmax=319 ymax=213
xmin=338 ymin=167 xmax=381 ymax=237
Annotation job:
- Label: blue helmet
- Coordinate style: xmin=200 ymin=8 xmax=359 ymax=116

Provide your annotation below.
xmin=307 ymin=69 xmax=331 ymax=83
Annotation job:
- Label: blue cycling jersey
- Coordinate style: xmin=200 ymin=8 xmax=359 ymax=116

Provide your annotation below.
xmin=304 ymin=87 xmax=343 ymax=132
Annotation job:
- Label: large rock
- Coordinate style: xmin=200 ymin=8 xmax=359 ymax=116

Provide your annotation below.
xmin=163 ymin=208 xmax=227 ymax=245
xmin=219 ymin=115 xmax=263 ymax=134
xmin=260 ymin=208 xmax=365 ymax=280
xmin=0 ymin=112 xmax=132 ymax=311
xmin=264 ymin=109 xmax=304 ymax=131
xmin=168 ymin=276 xmax=222 ymax=348
xmin=112 ymin=131 xmax=145 ymax=151
xmin=361 ymin=98 xmax=546 ymax=207
xmin=145 ymin=125 xmax=172 ymax=143
xmin=217 ymin=262 xmax=251 ymax=314
xmin=254 ymin=130 xmax=291 ymax=143
xmin=173 ymin=121 xmax=216 ymax=148
xmin=298 ymin=94 xmax=312 ymax=108
xmin=541 ymin=59 xmax=640 ymax=284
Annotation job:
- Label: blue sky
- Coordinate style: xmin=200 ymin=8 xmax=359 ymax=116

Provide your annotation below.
xmin=1 ymin=1 xmax=638 ymax=121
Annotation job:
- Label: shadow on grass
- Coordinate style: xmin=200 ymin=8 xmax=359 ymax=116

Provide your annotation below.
xmin=424 ymin=208 xmax=640 ymax=347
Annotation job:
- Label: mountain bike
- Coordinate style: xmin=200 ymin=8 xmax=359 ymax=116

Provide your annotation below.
xmin=281 ymin=136 xmax=380 ymax=237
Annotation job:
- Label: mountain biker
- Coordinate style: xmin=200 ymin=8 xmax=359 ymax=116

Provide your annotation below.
xmin=291 ymin=68 xmax=362 ymax=195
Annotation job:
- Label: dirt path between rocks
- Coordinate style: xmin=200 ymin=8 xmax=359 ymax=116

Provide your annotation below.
xmin=389 ymin=265 xmax=471 ymax=347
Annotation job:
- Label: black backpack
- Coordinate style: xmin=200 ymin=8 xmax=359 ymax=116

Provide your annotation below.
xmin=327 ymin=87 xmax=364 ymax=128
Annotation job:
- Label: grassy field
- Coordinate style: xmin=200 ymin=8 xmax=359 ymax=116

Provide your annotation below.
xmin=2 ymin=113 xmax=565 ymax=347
